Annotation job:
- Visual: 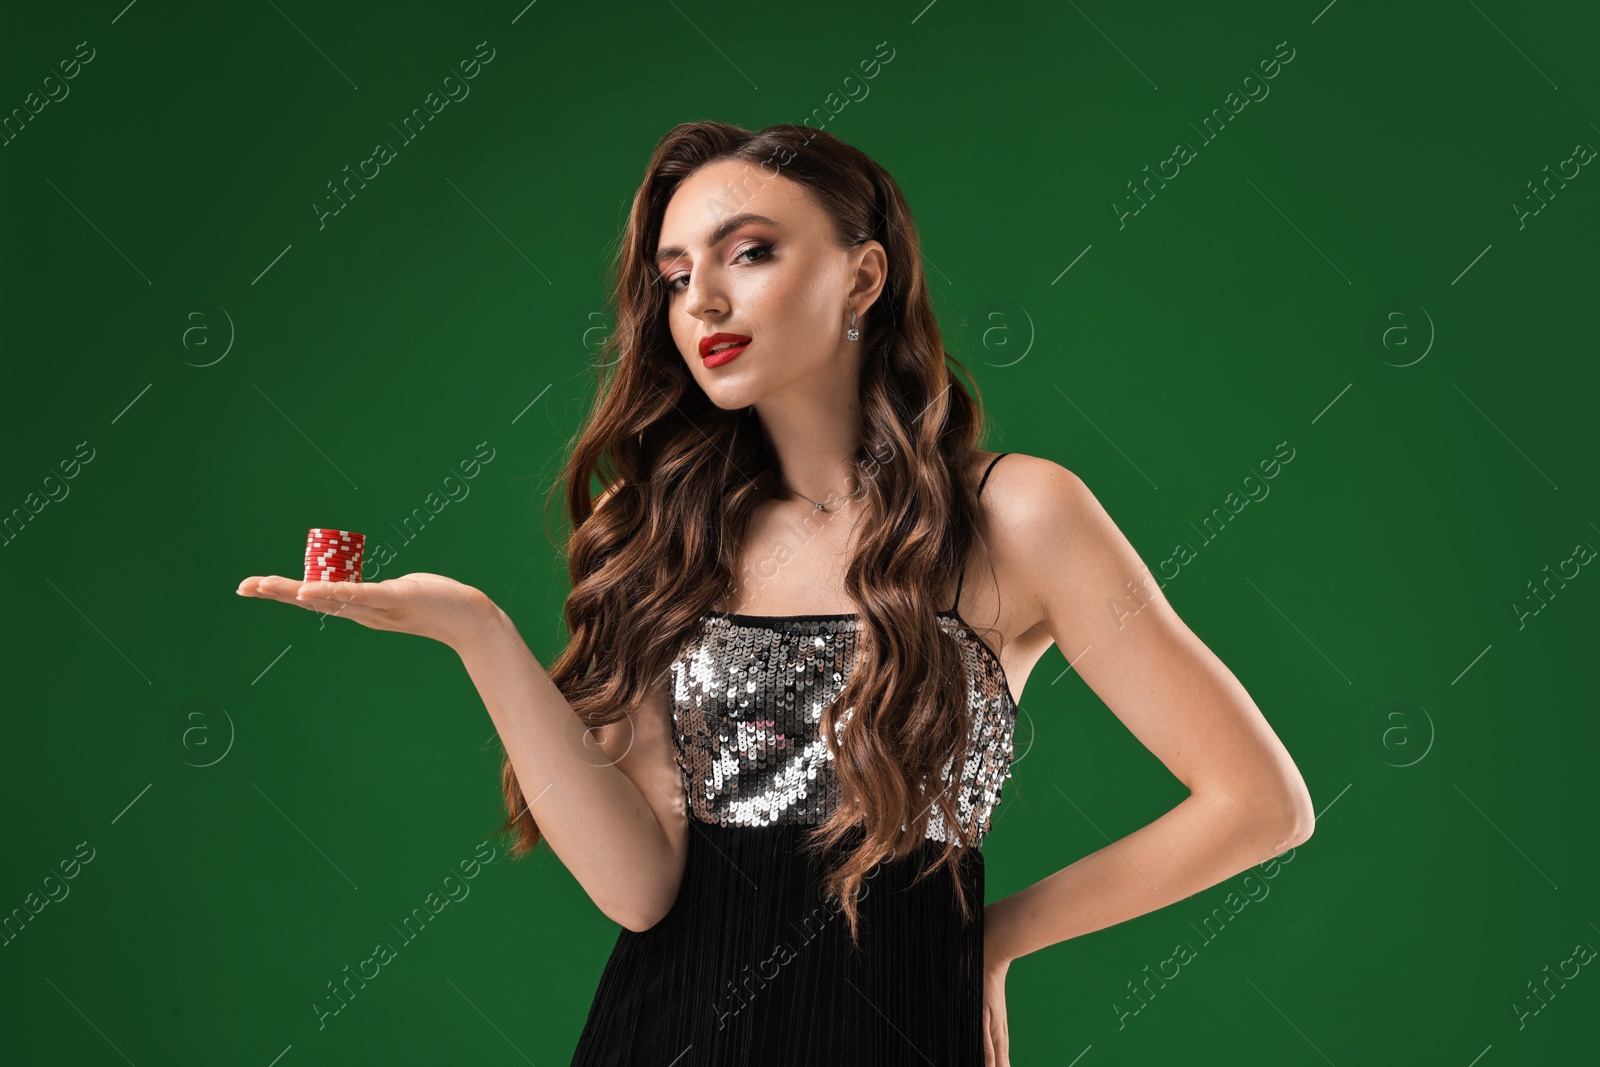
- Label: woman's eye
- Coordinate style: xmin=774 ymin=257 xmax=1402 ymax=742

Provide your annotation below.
xmin=664 ymin=244 xmax=774 ymax=293
xmin=736 ymin=243 xmax=774 ymax=265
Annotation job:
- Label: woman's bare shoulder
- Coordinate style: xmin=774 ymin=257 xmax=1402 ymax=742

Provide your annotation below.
xmin=966 ymin=450 xmax=1076 ymax=504
xmin=967 ymin=451 xmax=1092 ymax=628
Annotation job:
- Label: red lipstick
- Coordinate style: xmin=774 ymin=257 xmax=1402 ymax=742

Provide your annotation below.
xmin=699 ymin=332 xmax=752 ymax=368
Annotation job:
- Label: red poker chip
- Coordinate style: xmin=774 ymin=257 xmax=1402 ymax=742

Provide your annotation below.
xmin=301 ymin=527 xmax=366 ymax=584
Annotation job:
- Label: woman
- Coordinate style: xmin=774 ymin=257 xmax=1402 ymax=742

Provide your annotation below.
xmin=239 ymin=121 xmax=1314 ymax=1066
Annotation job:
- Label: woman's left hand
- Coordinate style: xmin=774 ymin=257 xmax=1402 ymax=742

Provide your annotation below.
xmin=982 ymin=945 xmax=1011 ymax=1066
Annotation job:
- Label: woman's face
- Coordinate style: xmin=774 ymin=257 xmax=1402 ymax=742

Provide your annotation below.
xmin=654 ymin=159 xmax=885 ymax=411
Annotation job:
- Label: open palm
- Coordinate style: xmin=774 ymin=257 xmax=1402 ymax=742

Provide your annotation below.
xmin=237 ymin=571 xmax=492 ymax=649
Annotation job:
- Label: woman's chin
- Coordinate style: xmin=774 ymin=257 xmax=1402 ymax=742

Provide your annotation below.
xmin=701 ymin=384 xmax=763 ymax=412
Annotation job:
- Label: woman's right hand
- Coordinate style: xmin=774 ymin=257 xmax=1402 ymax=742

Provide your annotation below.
xmin=237 ymin=571 xmax=496 ymax=650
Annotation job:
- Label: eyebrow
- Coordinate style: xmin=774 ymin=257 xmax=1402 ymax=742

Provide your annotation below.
xmin=654 ymin=212 xmax=782 ymax=266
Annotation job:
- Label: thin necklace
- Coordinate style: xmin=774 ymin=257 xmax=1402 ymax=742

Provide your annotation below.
xmin=778 ymin=475 xmax=867 ymax=513
xmin=778 ymin=479 xmax=830 ymax=511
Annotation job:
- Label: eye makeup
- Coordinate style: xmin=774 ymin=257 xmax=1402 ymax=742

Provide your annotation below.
xmin=663 ymin=239 xmax=776 ymax=292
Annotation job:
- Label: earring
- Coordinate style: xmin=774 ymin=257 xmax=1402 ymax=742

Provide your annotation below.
xmin=846 ymin=308 xmax=859 ymax=342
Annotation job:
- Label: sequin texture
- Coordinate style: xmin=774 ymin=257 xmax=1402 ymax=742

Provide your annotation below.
xmin=669 ymin=610 xmax=1017 ymax=848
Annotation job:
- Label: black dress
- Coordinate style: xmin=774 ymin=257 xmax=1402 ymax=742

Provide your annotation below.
xmin=571 ymin=454 xmax=1018 ymax=1066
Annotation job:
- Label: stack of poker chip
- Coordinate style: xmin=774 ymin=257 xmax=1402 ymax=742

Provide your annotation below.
xmin=304 ymin=528 xmax=365 ymax=583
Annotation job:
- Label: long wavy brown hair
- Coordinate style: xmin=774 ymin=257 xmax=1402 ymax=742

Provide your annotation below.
xmin=498 ymin=120 xmax=1001 ymax=946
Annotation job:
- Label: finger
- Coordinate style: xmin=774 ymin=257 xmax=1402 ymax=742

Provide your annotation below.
xmin=245 ymin=575 xmax=316 ymax=603
xmin=236 ymin=576 xmax=274 ymax=597
xmin=244 ymin=576 xmax=370 ymax=618
xmin=296 ymin=579 xmax=368 ymax=603
xmin=300 ymin=579 xmax=403 ymax=613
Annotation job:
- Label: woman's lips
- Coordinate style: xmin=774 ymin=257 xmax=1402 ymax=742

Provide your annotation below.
xmin=702 ymin=340 xmax=750 ymax=368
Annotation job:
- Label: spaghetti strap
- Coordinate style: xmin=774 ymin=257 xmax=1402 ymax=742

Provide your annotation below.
xmin=948 ymin=452 xmax=1011 ymax=615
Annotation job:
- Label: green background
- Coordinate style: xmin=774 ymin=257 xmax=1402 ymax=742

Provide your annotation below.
xmin=3 ymin=0 xmax=1595 ymax=1062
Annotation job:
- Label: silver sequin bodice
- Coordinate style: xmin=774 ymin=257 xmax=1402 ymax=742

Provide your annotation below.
xmin=669 ymin=610 xmax=1018 ymax=848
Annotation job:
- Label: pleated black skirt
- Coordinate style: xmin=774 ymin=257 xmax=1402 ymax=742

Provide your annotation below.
xmin=570 ymin=819 xmax=986 ymax=1066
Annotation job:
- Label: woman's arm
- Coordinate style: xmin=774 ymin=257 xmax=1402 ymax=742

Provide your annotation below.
xmin=240 ymin=563 xmax=689 ymax=931
xmin=453 ymin=593 xmax=690 ymax=932
xmin=981 ymin=458 xmax=1315 ymax=965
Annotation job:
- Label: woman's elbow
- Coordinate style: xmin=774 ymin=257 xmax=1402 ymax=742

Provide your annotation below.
xmin=1219 ymin=775 xmax=1314 ymax=856
xmin=609 ymin=874 xmax=685 ymax=933
xmin=1265 ymin=776 xmax=1316 ymax=849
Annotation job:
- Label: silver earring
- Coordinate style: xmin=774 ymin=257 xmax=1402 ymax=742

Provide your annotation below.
xmin=846 ymin=308 xmax=859 ymax=342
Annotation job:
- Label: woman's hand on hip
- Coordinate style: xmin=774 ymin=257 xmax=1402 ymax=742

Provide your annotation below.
xmin=237 ymin=572 xmax=494 ymax=650
xmin=983 ymin=946 xmax=1011 ymax=1067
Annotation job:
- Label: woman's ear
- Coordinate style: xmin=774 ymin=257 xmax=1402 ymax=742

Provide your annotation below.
xmin=849 ymin=239 xmax=889 ymax=316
